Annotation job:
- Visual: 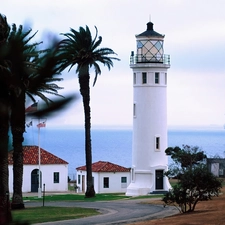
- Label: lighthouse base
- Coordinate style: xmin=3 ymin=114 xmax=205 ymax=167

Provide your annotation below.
xmin=125 ymin=169 xmax=171 ymax=196
xmin=126 ymin=183 xmax=151 ymax=196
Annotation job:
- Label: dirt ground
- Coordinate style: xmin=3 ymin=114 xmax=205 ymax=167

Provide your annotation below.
xmin=130 ymin=186 xmax=225 ymax=225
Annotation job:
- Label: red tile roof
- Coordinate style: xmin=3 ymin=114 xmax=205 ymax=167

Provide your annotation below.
xmin=76 ymin=161 xmax=130 ymax=172
xmin=8 ymin=145 xmax=68 ymax=165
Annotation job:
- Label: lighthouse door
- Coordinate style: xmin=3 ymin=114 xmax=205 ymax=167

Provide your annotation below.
xmin=155 ymin=170 xmax=164 ymax=189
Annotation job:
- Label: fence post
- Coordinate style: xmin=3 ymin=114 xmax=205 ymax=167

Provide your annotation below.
xmin=43 ymin=184 xmax=45 ymax=207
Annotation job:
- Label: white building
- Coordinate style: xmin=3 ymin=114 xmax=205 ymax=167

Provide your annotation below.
xmin=76 ymin=161 xmax=131 ymax=194
xmin=8 ymin=146 xmax=68 ymax=193
xmin=126 ymin=21 xmax=171 ymax=196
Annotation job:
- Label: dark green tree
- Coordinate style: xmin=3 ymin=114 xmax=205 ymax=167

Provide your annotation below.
xmin=58 ymin=26 xmax=119 ymax=197
xmin=163 ymin=145 xmax=222 ymax=213
xmin=6 ymin=24 xmax=63 ymax=209
xmin=0 ymin=13 xmax=12 ymax=224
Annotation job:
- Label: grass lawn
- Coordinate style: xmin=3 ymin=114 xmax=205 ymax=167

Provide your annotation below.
xmin=11 ymin=193 xmax=163 ymax=224
xmin=12 ymin=206 xmax=99 ymax=224
xmin=24 ymin=193 xmax=130 ymax=202
xmin=23 ymin=193 xmax=162 ymax=202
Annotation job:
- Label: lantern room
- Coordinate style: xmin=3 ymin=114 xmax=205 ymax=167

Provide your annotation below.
xmin=130 ymin=22 xmax=170 ymax=65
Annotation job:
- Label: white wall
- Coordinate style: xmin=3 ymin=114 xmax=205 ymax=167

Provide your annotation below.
xmin=126 ymin=63 xmax=171 ymax=195
xmin=9 ymin=164 xmax=68 ymax=193
xmin=97 ymin=172 xmax=131 ymax=194
xmin=76 ymin=170 xmax=86 ymax=193
xmin=41 ymin=164 xmax=68 ymax=192
xmin=132 ymin=68 xmax=169 ymax=170
xmin=76 ymin=170 xmax=131 ymax=194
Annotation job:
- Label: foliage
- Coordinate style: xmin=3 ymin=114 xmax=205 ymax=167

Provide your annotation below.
xmin=163 ymin=145 xmax=222 ymax=213
xmin=0 ymin=13 xmax=73 ymax=217
xmin=165 ymin=145 xmax=206 ymax=174
xmin=4 ymin=22 xmax=65 ymax=211
xmin=58 ymin=25 xmax=119 ymax=198
xmin=0 ymin=13 xmax=13 ymax=224
xmin=58 ymin=26 xmax=119 ymax=86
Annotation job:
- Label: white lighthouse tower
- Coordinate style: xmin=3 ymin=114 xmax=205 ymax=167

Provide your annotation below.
xmin=126 ymin=22 xmax=171 ymax=196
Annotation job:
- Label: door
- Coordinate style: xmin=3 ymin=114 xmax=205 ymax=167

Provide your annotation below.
xmin=82 ymin=175 xmax=85 ymax=193
xmin=155 ymin=170 xmax=164 ymax=189
xmin=31 ymin=169 xmax=41 ymax=192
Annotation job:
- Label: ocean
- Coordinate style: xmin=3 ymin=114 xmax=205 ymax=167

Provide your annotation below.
xmin=21 ymin=127 xmax=225 ymax=179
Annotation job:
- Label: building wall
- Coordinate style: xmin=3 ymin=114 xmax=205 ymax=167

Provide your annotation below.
xmin=126 ymin=63 xmax=171 ymax=196
xmin=132 ymin=67 xmax=168 ymax=170
xmin=8 ymin=164 xmax=68 ymax=193
xmin=97 ymin=172 xmax=131 ymax=193
xmin=207 ymin=159 xmax=225 ymax=177
xmin=76 ymin=170 xmax=131 ymax=194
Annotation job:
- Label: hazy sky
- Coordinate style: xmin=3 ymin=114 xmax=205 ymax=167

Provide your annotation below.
xmin=2 ymin=0 xmax=225 ymax=128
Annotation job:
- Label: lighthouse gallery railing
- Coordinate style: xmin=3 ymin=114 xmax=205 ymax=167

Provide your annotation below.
xmin=130 ymin=54 xmax=170 ymax=65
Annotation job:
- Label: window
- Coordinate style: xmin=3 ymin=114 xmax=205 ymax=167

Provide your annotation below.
xmin=121 ymin=177 xmax=127 ymax=188
xmin=121 ymin=177 xmax=127 ymax=183
xmin=155 ymin=137 xmax=160 ymax=151
xmin=78 ymin=175 xmax=81 ymax=184
xmin=133 ymin=73 xmax=136 ymax=84
xmin=136 ymin=40 xmax=163 ymax=63
xmin=53 ymin=172 xmax=59 ymax=183
xmin=133 ymin=103 xmax=136 ymax=117
xmin=103 ymin=177 xmax=109 ymax=188
xmin=142 ymin=72 xmax=147 ymax=84
xmin=155 ymin=72 xmax=160 ymax=84
xmin=165 ymin=73 xmax=167 ymax=85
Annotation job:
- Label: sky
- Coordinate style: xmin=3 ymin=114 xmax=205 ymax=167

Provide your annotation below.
xmin=2 ymin=0 xmax=225 ymax=128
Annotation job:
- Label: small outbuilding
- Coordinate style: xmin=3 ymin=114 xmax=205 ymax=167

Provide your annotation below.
xmin=207 ymin=158 xmax=225 ymax=177
xmin=76 ymin=161 xmax=131 ymax=194
xmin=8 ymin=145 xmax=68 ymax=193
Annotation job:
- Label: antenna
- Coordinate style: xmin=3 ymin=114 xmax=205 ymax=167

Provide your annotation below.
xmin=149 ymin=14 xmax=151 ymax=22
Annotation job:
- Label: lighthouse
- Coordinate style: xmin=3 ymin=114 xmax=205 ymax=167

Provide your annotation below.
xmin=126 ymin=22 xmax=171 ymax=196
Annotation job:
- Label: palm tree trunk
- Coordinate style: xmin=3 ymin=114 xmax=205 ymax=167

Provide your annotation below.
xmin=11 ymin=91 xmax=25 ymax=209
xmin=78 ymin=67 xmax=95 ymax=198
xmin=0 ymin=97 xmax=12 ymax=224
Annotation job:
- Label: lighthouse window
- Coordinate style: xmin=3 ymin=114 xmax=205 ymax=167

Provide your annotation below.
xmin=133 ymin=103 xmax=136 ymax=117
xmin=137 ymin=41 xmax=143 ymax=48
xmin=155 ymin=137 xmax=160 ymax=151
xmin=155 ymin=41 xmax=162 ymax=50
xmin=133 ymin=73 xmax=136 ymax=84
xmin=155 ymin=72 xmax=160 ymax=84
xmin=165 ymin=73 xmax=167 ymax=85
xmin=142 ymin=72 xmax=147 ymax=84
xmin=131 ymin=168 xmax=135 ymax=182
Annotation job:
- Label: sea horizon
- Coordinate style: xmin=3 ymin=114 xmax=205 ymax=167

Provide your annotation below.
xmin=21 ymin=124 xmax=225 ymax=179
xmin=46 ymin=124 xmax=225 ymax=131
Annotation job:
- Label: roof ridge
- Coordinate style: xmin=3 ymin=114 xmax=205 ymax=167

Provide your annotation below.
xmin=77 ymin=161 xmax=130 ymax=173
xmin=8 ymin=145 xmax=68 ymax=165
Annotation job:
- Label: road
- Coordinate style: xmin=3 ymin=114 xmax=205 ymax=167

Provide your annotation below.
xmin=25 ymin=198 xmax=178 ymax=225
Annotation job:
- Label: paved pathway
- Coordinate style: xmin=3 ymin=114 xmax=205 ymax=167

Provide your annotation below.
xmin=25 ymin=199 xmax=178 ymax=225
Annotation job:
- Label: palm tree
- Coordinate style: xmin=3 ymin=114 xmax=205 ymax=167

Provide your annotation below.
xmin=6 ymin=24 xmax=63 ymax=209
xmin=58 ymin=26 xmax=119 ymax=197
xmin=0 ymin=13 xmax=12 ymax=224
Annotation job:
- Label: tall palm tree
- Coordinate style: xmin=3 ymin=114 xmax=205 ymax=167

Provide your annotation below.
xmin=6 ymin=24 xmax=63 ymax=209
xmin=58 ymin=26 xmax=119 ymax=197
xmin=0 ymin=13 xmax=12 ymax=224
